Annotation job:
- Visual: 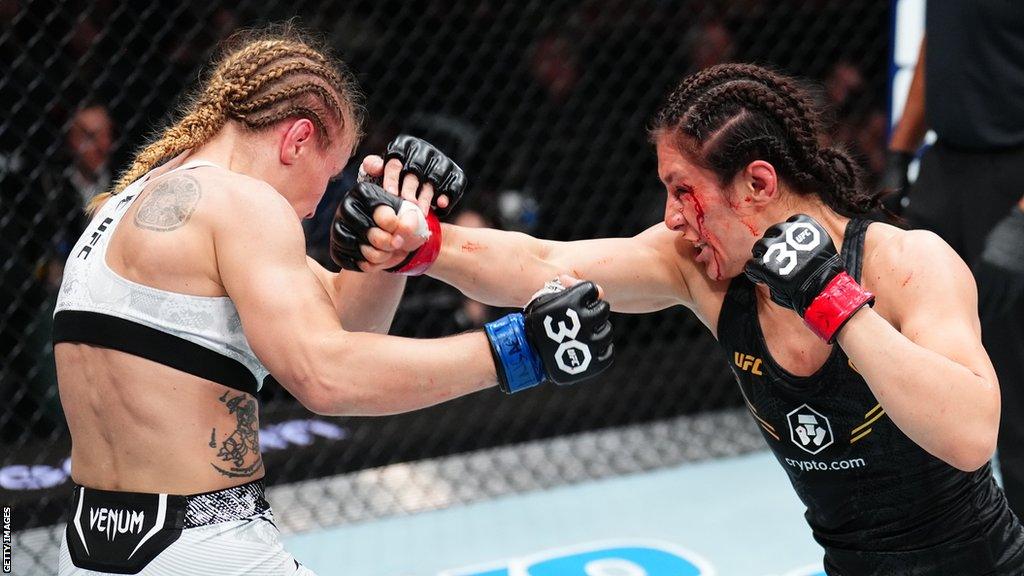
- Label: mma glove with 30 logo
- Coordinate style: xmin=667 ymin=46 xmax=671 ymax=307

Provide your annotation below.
xmin=484 ymin=281 xmax=614 ymax=393
xmin=744 ymin=214 xmax=874 ymax=343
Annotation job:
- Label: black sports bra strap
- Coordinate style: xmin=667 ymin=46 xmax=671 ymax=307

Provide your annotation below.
xmin=841 ymin=218 xmax=871 ymax=283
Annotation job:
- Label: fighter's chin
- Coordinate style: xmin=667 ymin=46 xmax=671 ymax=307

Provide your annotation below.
xmin=703 ymin=259 xmax=743 ymax=282
xmin=697 ymin=258 xmax=718 ymax=281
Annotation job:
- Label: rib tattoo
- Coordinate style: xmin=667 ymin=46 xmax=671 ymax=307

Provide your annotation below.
xmin=210 ymin=391 xmax=263 ymax=478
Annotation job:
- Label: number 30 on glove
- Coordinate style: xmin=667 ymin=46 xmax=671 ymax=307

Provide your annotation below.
xmin=484 ymin=281 xmax=615 ymax=393
xmin=743 ymin=214 xmax=874 ymax=343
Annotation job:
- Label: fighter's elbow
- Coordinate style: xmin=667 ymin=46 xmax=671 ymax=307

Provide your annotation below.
xmin=944 ymin=426 xmax=998 ymax=472
xmin=276 ymin=365 xmax=337 ymax=416
xmin=296 ymin=383 xmax=339 ymax=416
xmin=267 ymin=347 xmax=345 ymax=415
xmin=293 ymin=371 xmax=390 ymax=416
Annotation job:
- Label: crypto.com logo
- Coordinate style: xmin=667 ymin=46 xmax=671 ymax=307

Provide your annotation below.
xmin=786 ymin=404 xmax=834 ymax=455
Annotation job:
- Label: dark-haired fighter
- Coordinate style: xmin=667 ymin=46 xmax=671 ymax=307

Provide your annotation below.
xmin=341 ymin=64 xmax=1024 ymax=574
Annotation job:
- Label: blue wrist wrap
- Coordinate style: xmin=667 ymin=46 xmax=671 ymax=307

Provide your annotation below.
xmin=484 ymin=313 xmax=546 ymax=393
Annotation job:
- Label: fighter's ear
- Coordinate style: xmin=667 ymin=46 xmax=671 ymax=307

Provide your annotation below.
xmin=741 ymin=160 xmax=779 ymax=206
xmin=279 ymin=118 xmax=316 ymax=166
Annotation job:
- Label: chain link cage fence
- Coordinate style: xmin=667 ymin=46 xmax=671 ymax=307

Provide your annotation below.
xmin=2 ymin=0 xmax=888 ymax=573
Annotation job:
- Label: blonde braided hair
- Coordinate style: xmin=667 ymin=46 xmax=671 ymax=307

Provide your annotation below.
xmin=88 ymin=24 xmax=363 ymax=214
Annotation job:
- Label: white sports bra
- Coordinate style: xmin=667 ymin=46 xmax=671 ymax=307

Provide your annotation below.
xmin=53 ymin=161 xmax=270 ymax=394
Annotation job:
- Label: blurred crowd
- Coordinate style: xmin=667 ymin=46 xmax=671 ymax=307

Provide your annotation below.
xmin=0 ymin=0 xmax=889 ymax=440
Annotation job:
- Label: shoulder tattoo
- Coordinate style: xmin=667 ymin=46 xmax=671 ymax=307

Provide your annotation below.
xmin=133 ymin=174 xmax=201 ymax=231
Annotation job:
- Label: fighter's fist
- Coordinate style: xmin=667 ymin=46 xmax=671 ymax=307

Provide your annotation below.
xmin=744 ymin=214 xmax=873 ymax=342
xmin=485 ymin=279 xmax=614 ymax=393
xmin=524 ymin=280 xmax=614 ymax=386
xmin=330 ymin=182 xmax=422 ymax=272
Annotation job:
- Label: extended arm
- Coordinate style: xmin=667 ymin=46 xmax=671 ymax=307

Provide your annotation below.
xmin=331 ymin=137 xmax=691 ymax=314
xmin=431 ymin=223 xmax=692 ymax=313
xmin=218 ymin=185 xmax=612 ymax=414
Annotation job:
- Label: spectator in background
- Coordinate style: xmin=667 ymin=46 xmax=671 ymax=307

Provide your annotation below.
xmin=4 ymin=103 xmax=120 ymax=438
xmin=64 ymin=104 xmax=114 ymax=211
xmin=32 ymin=103 xmax=118 ymax=292
xmin=825 ymin=61 xmax=886 ymax=184
xmin=825 ymin=61 xmax=866 ymax=118
xmin=689 ymin=19 xmax=735 ymax=71
xmin=886 ymin=0 xmax=1024 ymax=517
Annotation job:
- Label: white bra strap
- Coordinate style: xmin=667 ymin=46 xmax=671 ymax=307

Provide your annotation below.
xmin=174 ymin=159 xmax=222 ymax=172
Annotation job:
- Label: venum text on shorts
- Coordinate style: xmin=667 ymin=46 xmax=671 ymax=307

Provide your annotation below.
xmin=89 ymin=506 xmax=146 ymax=541
xmin=3 ymin=506 xmax=11 ymax=574
xmin=784 ymin=457 xmax=867 ymax=472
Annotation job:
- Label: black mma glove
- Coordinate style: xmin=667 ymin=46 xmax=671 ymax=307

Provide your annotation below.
xmin=330 ymin=181 xmax=440 ymax=275
xmin=334 ymin=135 xmax=467 ymax=274
xmin=484 ymin=281 xmax=614 ymax=393
xmin=384 ymin=134 xmax=467 ymax=217
xmin=744 ymin=214 xmax=874 ymax=343
xmin=880 ymin=150 xmax=913 ymax=214
xmin=330 ymin=182 xmax=411 ymax=272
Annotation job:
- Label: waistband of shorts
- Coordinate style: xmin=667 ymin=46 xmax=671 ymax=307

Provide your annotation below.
xmin=72 ymin=479 xmax=269 ymax=529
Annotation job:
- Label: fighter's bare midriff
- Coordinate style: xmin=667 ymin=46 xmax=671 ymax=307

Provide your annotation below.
xmin=59 ymin=161 xmax=265 ymax=494
xmin=56 ymin=343 xmax=264 ymax=494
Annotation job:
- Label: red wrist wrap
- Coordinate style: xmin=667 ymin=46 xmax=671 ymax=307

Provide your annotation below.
xmin=390 ymin=210 xmax=442 ymax=276
xmin=802 ymin=271 xmax=874 ymax=343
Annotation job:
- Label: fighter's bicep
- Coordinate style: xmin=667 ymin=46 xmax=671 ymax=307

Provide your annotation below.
xmin=543 ymin=224 xmax=690 ymax=313
xmin=890 ymin=232 xmax=995 ymax=380
xmin=213 ymin=193 xmax=343 ymax=375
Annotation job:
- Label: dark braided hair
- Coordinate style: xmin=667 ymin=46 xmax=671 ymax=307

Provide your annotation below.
xmin=652 ymin=63 xmax=881 ymax=218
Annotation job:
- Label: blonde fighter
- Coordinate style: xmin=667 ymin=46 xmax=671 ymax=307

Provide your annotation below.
xmin=54 ymin=27 xmax=612 ymax=576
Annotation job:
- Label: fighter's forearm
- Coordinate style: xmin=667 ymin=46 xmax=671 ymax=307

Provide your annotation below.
xmin=307 ymin=257 xmax=407 ymax=334
xmin=837 ymin=310 xmax=999 ymax=472
xmin=430 ymin=224 xmax=562 ymax=307
xmin=297 ymin=278 xmax=614 ymax=416
xmin=330 ymin=270 xmax=407 ymax=333
xmin=306 ymin=330 xmax=497 ymax=416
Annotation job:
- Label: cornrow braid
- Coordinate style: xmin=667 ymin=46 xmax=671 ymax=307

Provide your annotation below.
xmin=684 ymin=80 xmax=822 ymax=175
xmin=88 ymin=24 xmax=364 ymax=215
xmin=652 ymin=63 xmax=883 ymax=218
xmin=657 ymin=63 xmax=822 ymax=137
xmin=230 ymin=65 xmax=347 ymax=122
xmin=248 ymin=105 xmax=330 ymax=139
